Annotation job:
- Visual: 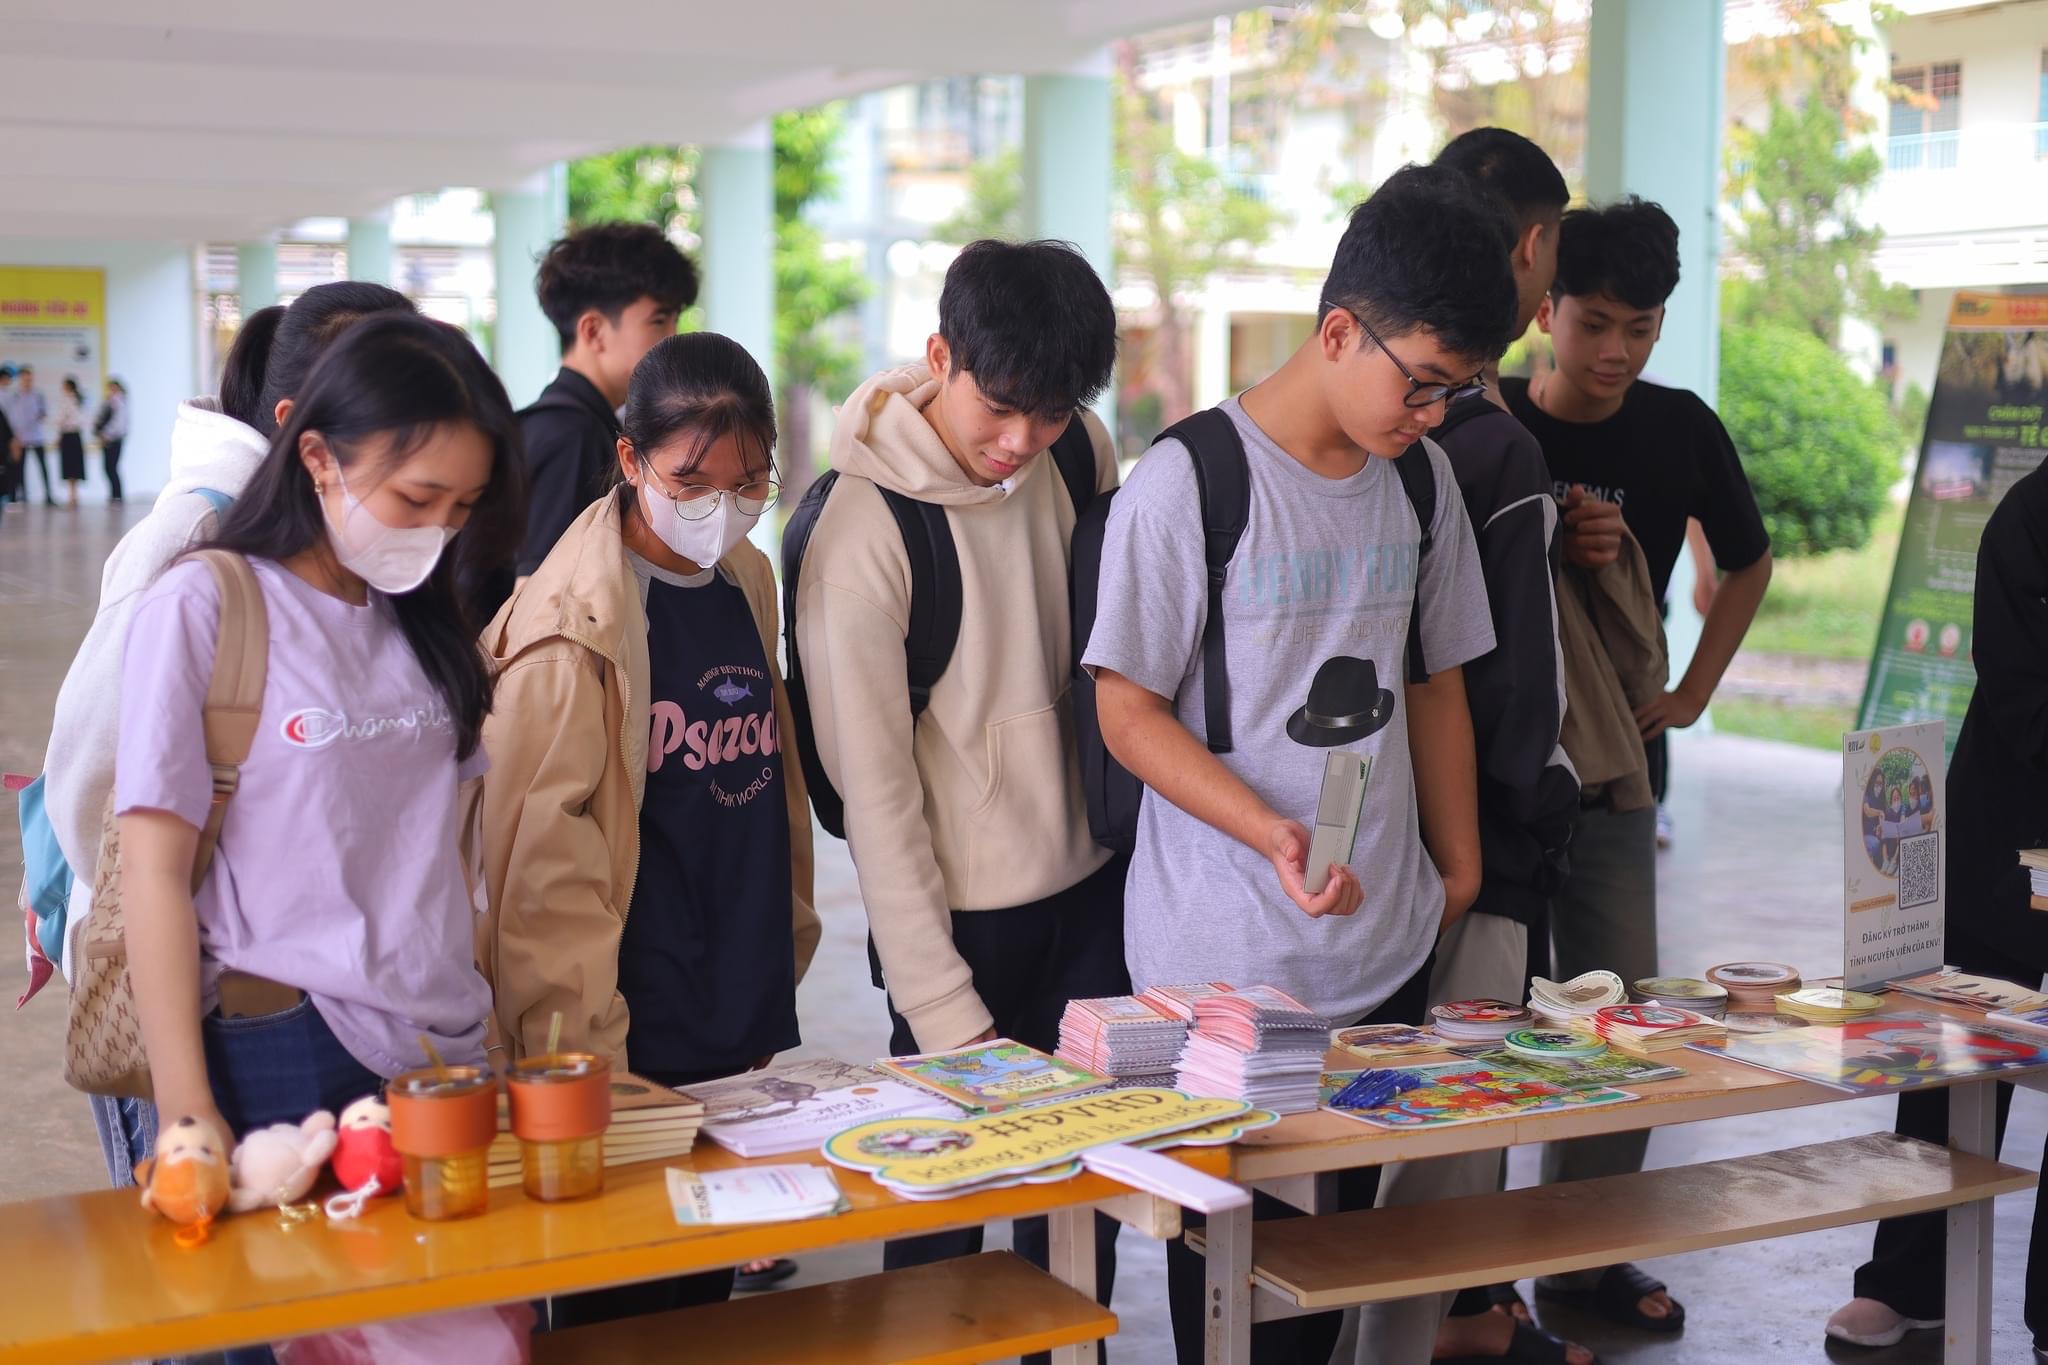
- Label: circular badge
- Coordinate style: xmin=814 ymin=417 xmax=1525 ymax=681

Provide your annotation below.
xmin=1504 ymin=1028 xmax=1605 ymax=1058
xmin=1706 ymin=962 xmax=1800 ymax=991
xmin=1597 ymin=1004 xmax=1701 ymax=1030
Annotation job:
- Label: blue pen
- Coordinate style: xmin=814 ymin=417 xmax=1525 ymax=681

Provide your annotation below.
xmin=1332 ymin=1068 xmax=1422 ymax=1110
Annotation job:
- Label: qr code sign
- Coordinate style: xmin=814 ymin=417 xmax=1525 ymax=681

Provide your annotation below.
xmin=1898 ymin=831 xmax=1939 ymax=910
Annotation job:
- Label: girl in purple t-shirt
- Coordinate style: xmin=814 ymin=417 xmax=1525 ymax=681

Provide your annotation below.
xmin=117 ymin=312 xmax=526 ymax=1159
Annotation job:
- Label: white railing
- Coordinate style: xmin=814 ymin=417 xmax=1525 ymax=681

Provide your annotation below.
xmin=1882 ymin=121 xmax=2048 ymax=174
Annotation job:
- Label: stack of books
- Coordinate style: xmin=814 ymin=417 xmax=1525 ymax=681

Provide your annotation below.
xmin=879 ymin=1041 xmax=1110 ymax=1113
xmin=2020 ymin=848 xmax=2048 ymax=909
xmin=1706 ymin=962 xmax=1802 ymax=1011
xmin=1592 ymin=1004 xmax=1725 ymax=1054
xmin=1527 ymin=971 xmax=1626 ymax=1027
xmin=1774 ymin=986 xmax=1885 ymax=1023
xmin=1174 ymin=985 xmax=1332 ymax=1114
xmin=1058 ymin=995 xmax=1190 ymax=1086
xmin=1631 ymin=977 xmax=1729 ymax=1020
xmin=694 ymin=1059 xmax=960 ymax=1159
xmin=1136 ymin=981 xmax=1235 ymax=1022
xmin=487 ymin=1071 xmax=704 ymax=1189
xmin=1431 ymin=998 xmax=1534 ymax=1043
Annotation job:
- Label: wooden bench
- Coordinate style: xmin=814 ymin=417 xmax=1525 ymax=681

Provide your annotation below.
xmin=532 ymin=1250 xmax=1115 ymax=1364
xmin=1188 ymin=1132 xmax=2032 ymax=1313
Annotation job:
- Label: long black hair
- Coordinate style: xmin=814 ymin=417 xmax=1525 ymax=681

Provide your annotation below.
xmin=206 ymin=312 xmax=527 ymax=760
xmin=615 ymin=332 xmax=777 ymax=491
xmin=216 ymin=281 xmax=415 ymax=437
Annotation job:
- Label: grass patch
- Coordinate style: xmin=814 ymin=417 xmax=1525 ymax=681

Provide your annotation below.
xmin=1737 ymin=499 xmax=1901 ymax=661
xmin=1711 ymin=696 xmax=1855 ymax=751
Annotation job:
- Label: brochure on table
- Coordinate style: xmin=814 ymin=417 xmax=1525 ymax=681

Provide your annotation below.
xmin=1843 ymin=722 xmax=1946 ymax=989
xmin=1701 ymin=1011 xmax=2048 ymax=1093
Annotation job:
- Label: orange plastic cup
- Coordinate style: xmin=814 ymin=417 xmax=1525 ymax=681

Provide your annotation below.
xmin=507 ymin=1053 xmax=611 ymax=1202
xmin=386 ymin=1067 xmax=497 ymax=1221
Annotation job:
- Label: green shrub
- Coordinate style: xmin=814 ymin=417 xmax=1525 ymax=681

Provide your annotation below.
xmin=1719 ymin=323 xmax=1900 ymax=557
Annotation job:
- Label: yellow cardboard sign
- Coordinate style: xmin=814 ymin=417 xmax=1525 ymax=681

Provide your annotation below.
xmin=824 ymin=1089 xmax=1250 ymax=1191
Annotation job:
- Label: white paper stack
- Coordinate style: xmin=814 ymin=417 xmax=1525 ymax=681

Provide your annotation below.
xmin=1527 ymin=971 xmax=1627 ymax=1026
xmin=1058 ymin=995 xmax=1190 ymax=1086
xmin=666 ymin=1164 xmax=846 ymax=1225
xmin=700 ymin=1079 xmax=960 ymax=1159
xmin=1173 ymin=985 xmax=1331 ymax=1114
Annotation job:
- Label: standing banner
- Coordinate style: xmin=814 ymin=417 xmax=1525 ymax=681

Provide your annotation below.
xmin=1858 ymin=291 xmax=2048 ymax=755
xmin=0 ymin=267 xmax=107 ymax=395
xmin=1843 ymin=722 xmax=1946 ymax=990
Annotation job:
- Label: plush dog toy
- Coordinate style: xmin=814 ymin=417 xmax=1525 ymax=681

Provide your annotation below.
xmin=135 ymin=1116 xmax=230 ymax=1235
xmin=228 ymin=1111 xmax=338 ymax=1213
xmin=331 ymin=1095 xmax=402 ymax=1195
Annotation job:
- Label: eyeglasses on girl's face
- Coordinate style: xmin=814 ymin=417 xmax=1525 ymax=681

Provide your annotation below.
xmin=645 ymin=466 xmax=781 ymax=521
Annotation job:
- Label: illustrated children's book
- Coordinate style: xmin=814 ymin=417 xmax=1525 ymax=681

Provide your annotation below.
xmin=1704 ymin=1012 xmax=2048 ymax=1093
xmin=1447 ymin=1045 xmax=1685 ymax=1091
xmin=1888 ymin=968 xmax=2048 ymax=1015
xmin=689 ymin=1058 xmax=885 ymax=1124
xmin=1319 ymin=1063 xmax=1636 ymax=1130
xmin=878 ymin=1040 xmax=1110 ymax=1112
xmin=1331 ymin=1024 xmax=1447 ymax=1062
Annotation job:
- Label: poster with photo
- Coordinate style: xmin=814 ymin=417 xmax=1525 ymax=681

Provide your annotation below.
xmin=1843 ymin=722 xmax=1945 ymax=990
xmin=1858 ymin=291 xmax=2048 ymax=753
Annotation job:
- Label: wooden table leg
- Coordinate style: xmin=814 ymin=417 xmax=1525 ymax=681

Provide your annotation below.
xmin=1051 ymin=1204 xmax=1101 ymax=1365
xmin=1204 ymin=1200 xmax=1253 ymax=1365
xmin=1944 ymin=1079 xmax=1997 ymax=1365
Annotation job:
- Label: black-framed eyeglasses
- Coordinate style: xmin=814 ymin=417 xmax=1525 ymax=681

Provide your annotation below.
xmin=646 ymin=466 xmax=782 ymax=521
xmin=1327 ymin=302 xmax=1488 ymax=408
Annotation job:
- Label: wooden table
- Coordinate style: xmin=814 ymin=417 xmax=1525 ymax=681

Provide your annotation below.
xmin=0 ymin=1134 xmax=1226 ymax=1364
xmin=1191 ymin=1009 xmax=2044 ymax=1365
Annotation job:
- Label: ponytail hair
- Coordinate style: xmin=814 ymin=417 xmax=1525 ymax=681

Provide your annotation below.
xmin=252 ymin=281 xmax=415 ymax=436
xmin=208 ymin=312 xmax=527 ymax=760
xmin=218 ymin=306 xmax=285 ymax=429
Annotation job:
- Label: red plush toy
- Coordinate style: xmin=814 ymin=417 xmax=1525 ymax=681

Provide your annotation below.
xmin=331 ymin=1095 xmax=402 ymax=1197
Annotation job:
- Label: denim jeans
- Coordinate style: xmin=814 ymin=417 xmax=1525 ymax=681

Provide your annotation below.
xmin=201 ymin=998 xmax=383 ymax=1365
xmin=90 ymin=1093 xmax=159 ymax=1188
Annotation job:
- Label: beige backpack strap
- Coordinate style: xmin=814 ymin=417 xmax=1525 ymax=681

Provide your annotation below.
xmin=186 ymin=549 xmax=269 ymax=892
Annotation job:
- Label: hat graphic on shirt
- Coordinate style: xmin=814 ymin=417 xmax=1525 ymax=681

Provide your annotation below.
xmin=1286 ymin=656 xmax=1396 ymax=748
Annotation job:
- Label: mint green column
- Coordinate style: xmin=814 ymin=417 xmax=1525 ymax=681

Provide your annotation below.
xmin=236 ymin=242 xmax=278 ymax=314
xmin=346 ymin=212 xmax=395 ymax=289
xmin=492 ymin=165 xmax=568 ymax=408
xmin=698 ymin=124 xmax=776 ymax=391
xmin=1586 ymin=0 xmax=1725 ymax=709
xmin=1024 ymin=53 xmax=1114 ymax=282
xmin=1024 ymin=52 xmax=1116 ymax=438
xmin=1585 ymin=0 xmax=1723 ymax=404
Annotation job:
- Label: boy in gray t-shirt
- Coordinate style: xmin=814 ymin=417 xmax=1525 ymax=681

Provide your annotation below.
xmin=1084 ymin=164 xmax=1521 ymax=1364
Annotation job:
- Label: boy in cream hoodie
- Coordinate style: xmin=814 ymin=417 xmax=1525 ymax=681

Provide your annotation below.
xmin=790 ymin=239 xmax=1122 ymax=1296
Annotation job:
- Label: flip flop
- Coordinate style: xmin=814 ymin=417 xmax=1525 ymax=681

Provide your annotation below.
xmin=1536 ymin=1263 xmax=1685 ymax=1333
xmin=1487 ymin=1282 xmax=1534 ymax=1323
xmin=1439 ymin=1318 xmax=1598 ymax=1364
xmin=732 ymin=1257 xmax=798 ymax=1293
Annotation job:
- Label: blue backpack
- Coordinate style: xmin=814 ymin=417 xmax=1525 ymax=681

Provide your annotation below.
xmin=16 ymin=487 xmax=235 ymax=969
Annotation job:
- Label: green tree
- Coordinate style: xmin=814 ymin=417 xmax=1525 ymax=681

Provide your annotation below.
xmin=566 ymin=145 xmax=697 ymax=235
xmin=773 ymin=106 xmax=872 ymax=495
xmin=1720 ymin=323 xmax=1900 ymax=557
xmin=935 ymin=150 xmax=1023 ymax=243
xmin=1723 ymin=96 xmax=1911 ymax=342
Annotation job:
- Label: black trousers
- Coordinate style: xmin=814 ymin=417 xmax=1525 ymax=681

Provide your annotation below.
xmin=1166 ymin=954 xmax=1437 ymax=1365
xmin=1851 ymin=930 xmax=2046 ymax=1341
xmin=102 ymin=438 xmax=124 ymax=502
xmin=876 ymin=851 xmax=1132 ymax=1364
xmin=20 ymin=443 xmax=49 ymax=502
xmin=546 ymin=1061 xmax=741 ymax=1332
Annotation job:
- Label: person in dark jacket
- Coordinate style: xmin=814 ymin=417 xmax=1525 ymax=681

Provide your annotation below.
xmin=1351 ymin=127 xmax=1589 ymax=1365
xmin=470 ymin=223 xmax=698 ymax=623
xmin=1827 ymin=462 xmax=2048 ymax=1354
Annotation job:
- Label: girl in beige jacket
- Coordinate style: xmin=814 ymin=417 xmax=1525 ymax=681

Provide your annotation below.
xmin=475 ymin=334 xmax=819 ymax=1099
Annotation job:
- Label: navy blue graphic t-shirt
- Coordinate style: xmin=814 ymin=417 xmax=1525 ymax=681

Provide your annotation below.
xmin=621 ymin=562 xmax=797 ymax=1076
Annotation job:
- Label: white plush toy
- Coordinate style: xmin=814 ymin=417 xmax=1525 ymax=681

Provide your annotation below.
xmin=228 ymin=1110 xmax=339 ymax=1213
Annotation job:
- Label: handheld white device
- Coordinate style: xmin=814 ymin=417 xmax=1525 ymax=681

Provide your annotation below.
xmin=1303 ymin=751 xmax=1371 ymax=895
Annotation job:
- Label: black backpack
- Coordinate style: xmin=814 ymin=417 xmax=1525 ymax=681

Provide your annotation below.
xmin=781 ymin=421 xmax=1100 ymax=839
xmin=1068 ymin=409 xmax=1439 ymax=853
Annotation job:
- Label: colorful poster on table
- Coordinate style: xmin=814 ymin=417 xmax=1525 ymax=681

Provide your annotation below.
xmin=1843 ymin=722 xmax=1945 ymax=990
xmin=0 ymin=267 xmax=106 ymax=394
xmin=1858 ymin=291 xmax=2048 ymax=751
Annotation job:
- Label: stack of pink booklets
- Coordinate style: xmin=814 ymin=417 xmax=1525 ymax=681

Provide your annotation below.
xmin=1057 ymin=995 xmax=1190 ymax=1086
xmin=1153 ymin=982 xmax=1332 ymax=1114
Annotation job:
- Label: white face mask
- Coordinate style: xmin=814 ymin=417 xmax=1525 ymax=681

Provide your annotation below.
xmin=639 ymin=475 xmax=760 ymax=569
xmin=325 ymin=465 xmax=455 ymax=595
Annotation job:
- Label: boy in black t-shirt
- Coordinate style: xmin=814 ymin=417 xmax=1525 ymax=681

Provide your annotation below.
xmin=1501 ymin=197 xmax=1772 ymax=1334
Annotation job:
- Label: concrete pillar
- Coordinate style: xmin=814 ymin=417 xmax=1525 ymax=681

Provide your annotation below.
xmin=698 ymin=122 xmax=777 ymax=390
xmin=492 ymin=165 xmax=568 ymax=409
xmin=1022 ymin=50 xmax=1114 ymax=285
xmin=1024 ymin=50 xmax=1117 ymax=438
xmin=1585 ymin=0 xmax=1723 ymax=403
xmin=1193 ymin=292 xmax=1232 ymax=411
xmin=345 ymin=211 xmax=395 ymax=289
xmin=236 ymin=242 xmax=278 ymax=314
xmin=1586 ymin=0 xmax=1725 ymax=712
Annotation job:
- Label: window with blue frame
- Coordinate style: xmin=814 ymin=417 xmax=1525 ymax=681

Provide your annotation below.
xmin=1889 ymin=61 xmax=1962 ymax=170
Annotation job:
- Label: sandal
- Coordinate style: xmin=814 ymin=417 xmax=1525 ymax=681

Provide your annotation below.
xmin=1536 ymin=1263 xmax=1685 ymax=1333
xmin=1487 ymin=1282 xmax=1534 ymax=1324
xmin=1439 ymin=1318 xmax=1599 ymax=1364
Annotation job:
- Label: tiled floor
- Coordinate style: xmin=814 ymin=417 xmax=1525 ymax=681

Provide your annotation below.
xmin=0 ymin=499 xmax=2040 ymax=1363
